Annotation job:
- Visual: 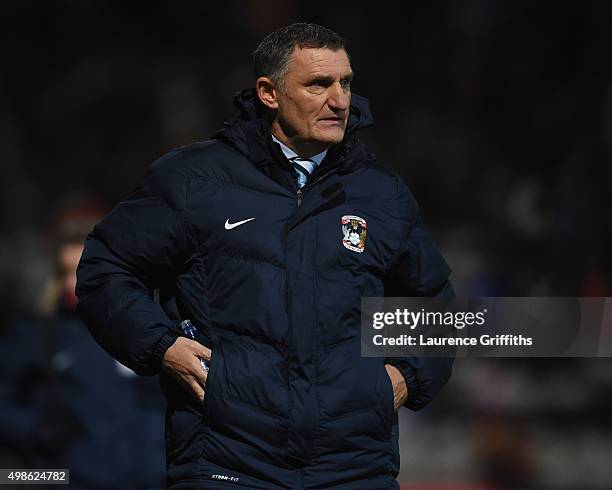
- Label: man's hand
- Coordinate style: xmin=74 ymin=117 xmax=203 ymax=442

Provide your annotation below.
xmin=162 ymin=337 xmax=212 ymax=403
xmin=385 ymin=364 xmax=408 ymax=411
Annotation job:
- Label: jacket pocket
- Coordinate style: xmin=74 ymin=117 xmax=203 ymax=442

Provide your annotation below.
xmin=202 ymin=341 xmax=223 ymax=421
xmin=380 ymin=364 xmax=395 ymax=438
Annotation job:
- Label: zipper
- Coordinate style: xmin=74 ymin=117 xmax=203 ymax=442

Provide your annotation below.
xmin=308 ymin=160 xmax=343 ymax=189
xmin=298 ymin=160 xmax=344 ymax=205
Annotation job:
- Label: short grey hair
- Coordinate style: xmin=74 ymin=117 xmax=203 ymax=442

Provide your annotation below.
xmin=252 ymin=22 xmax=346 ymax=90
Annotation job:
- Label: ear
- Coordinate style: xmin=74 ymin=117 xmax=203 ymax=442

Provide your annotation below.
xmin=256 ymin=77 xmax=279 ymax=110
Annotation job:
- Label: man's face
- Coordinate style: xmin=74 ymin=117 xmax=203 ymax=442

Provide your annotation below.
xmin=275 ymin=47 xmax=353 ymax=153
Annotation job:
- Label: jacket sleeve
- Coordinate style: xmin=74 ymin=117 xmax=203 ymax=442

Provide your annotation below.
xmin=76 ymin=150 xmax=187 ymax=376
xmin=383 ymin=176 xmax=455 ymax=411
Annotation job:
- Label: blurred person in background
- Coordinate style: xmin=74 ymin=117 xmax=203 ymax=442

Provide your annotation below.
xmin=0 ymin=199 xmax=166 ymax=490
xmin=76 ymin=23 xmax=454 ymax=489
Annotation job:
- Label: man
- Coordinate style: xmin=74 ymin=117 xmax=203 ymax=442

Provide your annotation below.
xmin=77 ymin=23 xmax=454 ymax=489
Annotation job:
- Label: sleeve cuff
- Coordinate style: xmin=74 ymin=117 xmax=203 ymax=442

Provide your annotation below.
xmin=150 ymin=331 xmax=180 ymax=374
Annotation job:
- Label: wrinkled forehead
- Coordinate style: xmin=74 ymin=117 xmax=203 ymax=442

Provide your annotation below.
xmin=287 ymin=46 xmax=353 ymax=79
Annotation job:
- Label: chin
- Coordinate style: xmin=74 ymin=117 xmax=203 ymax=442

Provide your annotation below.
xmin=315 ymin=128 xmax=345 ymax=146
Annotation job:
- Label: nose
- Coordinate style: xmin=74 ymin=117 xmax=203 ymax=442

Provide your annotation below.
xmin=327 ymin=82 xmax=350 ymax=112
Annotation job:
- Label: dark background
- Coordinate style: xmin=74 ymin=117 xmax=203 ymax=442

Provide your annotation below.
xmin=1 ymin=1 xmax=611 ymax=488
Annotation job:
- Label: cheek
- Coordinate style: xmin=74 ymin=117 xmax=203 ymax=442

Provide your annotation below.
xmin=279 ymin=94 xmax=323 ymax=134
xmin=281 ymin=99 xmax=304 ymax=126
xmin=305 ymin=101 xmax=325 ymax=126
xmin=292 ymin=106 xmax=316 ymax=132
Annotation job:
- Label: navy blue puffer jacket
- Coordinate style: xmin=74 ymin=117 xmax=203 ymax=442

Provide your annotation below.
xmin=76 ymin=89 xmax=454 ymax=489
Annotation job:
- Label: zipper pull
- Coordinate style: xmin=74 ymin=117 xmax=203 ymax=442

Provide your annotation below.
xmin=296 ymin=188 xmax=303 ymax=207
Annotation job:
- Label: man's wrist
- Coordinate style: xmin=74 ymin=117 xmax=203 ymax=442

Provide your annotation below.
xmin=152 ymin=331 xmax=180 ymax=373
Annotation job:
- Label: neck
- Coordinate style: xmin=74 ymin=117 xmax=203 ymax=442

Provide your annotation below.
xmin=270 ymin=121 xmax=330 ymax=159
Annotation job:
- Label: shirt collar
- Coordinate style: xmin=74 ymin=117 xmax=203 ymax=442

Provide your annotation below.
xmin=271 ymin=135 xmax=328 ymax=167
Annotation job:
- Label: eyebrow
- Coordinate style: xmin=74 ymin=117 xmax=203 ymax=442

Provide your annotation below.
xmin=305 ymin=72 xmax=354 ymax=84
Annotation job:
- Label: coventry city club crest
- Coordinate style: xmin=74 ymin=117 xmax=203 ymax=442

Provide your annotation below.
xmin=341 ymin=215 xmax=367 ymax=253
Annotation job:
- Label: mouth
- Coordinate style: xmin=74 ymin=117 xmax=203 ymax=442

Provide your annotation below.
xmin=318 ymin=117 xmax=345 ymax=126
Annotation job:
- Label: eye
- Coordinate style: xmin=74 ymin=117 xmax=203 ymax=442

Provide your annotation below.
xmin=309 ymin=78 xmax=330 ymax=88
xmin=340 ymin=78 xmax=352 ymax=90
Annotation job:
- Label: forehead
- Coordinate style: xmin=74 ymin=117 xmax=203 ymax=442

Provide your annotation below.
xmin=287 ymin=46 xmax=352 ymax=79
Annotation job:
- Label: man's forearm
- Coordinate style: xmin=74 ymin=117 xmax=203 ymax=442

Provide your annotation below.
xmin=76 ymin=234 xmax=180 ymax=376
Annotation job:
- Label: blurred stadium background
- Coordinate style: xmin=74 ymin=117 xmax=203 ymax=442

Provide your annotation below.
xmin=1 ymin=1 xmax=611 ymax=489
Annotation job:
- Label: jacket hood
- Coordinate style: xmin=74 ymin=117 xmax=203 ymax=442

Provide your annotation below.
xmin=214 ymin=88 xmax=374 ymax=168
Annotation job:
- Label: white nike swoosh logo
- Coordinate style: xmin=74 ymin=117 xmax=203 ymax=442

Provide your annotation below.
xmin=224 ymin=217 xmax=255 ymax=230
